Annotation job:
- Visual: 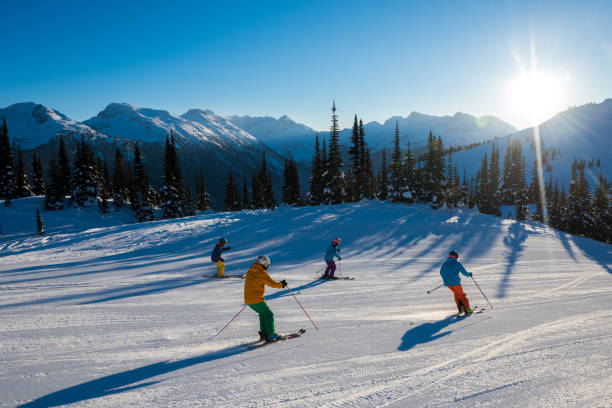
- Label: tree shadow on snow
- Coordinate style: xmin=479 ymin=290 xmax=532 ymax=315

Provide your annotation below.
xmin=18 ymin=344 xmax=251 ymax=408
xmin=497 ymin=222 xmax=529 ymax=299
xmin=398 ymin=315 xmax=460 ymax=351
xmin=569 ymin=235 xmax=612 ymax=275
xmin=0 ymin=277 xmax=209 ymax=310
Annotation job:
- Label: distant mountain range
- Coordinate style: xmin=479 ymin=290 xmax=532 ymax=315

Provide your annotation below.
xmin=227 ymin=111 xmax=517 ymax=161
xmin=0 ymin=102 xmax=286 ymax=209
xmin=1 ymin=99 xmax=609 ymax=207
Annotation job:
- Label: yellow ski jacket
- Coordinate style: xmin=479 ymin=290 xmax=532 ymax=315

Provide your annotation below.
xmin=244 ymin=262 xmax=283 ymax=305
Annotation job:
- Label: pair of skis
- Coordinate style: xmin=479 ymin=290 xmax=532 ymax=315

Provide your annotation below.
xmin=202 ymin=274 xmax=245 ymax=279
xmin=246 ymin=329 xmax=306 ymax=349
xmin=456 ymin=306 xmax=485 ymax=317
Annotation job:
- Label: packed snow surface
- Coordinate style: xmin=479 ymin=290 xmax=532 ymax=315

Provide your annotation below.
xmin=1 ymin=200 xmax=611 ymax=407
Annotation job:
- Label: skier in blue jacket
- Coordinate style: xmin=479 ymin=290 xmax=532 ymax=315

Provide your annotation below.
xmin=211 ymin=238 xmax=231 ymax=277
xmin=440 ymin=250 xmax=473 ymax=314
xmin=322 ymin=238 xmax=342 ymax=279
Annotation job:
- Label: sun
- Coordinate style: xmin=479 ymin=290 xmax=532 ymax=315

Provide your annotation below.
xmin=505 ymin=71 xmax=569 ymax=127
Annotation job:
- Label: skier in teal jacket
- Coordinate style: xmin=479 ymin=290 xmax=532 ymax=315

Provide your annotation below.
xmin=322 ymin=238 xmax=342 ymax=279
xmin=440 ymin=250 xmax=473 ymax=314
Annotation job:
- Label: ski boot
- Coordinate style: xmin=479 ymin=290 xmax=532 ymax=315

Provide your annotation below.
xmin=457 ymin=305 xmax=465 ymax=315
xmin=266 ymin=333 xmax=282 ymax=342
xmin=463 ymin=307 xmax=473 ymax=315
xmin=258 ymin=331 xmax=266 ymax=342
xmin=321 ymin=274 xmax=330 ymax=280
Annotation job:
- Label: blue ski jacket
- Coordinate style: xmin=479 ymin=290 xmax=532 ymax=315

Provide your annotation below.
xmin=324 ymin=244 xmax=341 ymax=261
xmin=211 ymin=243 xmax=229 ymax=262
xmin=440 ymin=257 xmax=471 ymax=286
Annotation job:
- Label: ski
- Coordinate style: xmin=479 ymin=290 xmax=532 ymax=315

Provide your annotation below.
xmin=319 ymin=276 xmax=355 ymax=281
xmin=247 ymin=329 xmax=306 ymax=349
xmin=202 ymin=274 xmax=245 ymax=279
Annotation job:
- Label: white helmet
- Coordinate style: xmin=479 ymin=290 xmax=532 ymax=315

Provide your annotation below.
xmin=258 ymin=255 xmax=271 ymax=268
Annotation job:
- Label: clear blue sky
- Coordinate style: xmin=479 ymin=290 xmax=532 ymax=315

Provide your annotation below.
xmin=1 ymin=0 xmax=611 ymax=131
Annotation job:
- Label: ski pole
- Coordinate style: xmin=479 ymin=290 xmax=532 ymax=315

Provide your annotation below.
xmin=285 ymin=285 xmax=319 ymax=330
xmin=471 ymin=275 xmax=493 ymax=309
xmin=215 ymin=305 xmax=247 ymax=336
xmin=427 ymin=283 xmax=444 ymax=294
xmin=338 ymin=259 xmax=342 ymax=277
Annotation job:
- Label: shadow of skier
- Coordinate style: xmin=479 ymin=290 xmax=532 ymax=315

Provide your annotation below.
xmin=18 ymin=343 xmax=252 ymax=408
xmin=398 ymin=315 xmax=461 ymax=351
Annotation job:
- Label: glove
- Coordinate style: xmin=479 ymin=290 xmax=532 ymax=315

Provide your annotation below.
xmin=281 ymin=279 xmax=287 ymax=288
xmin=220 ymin=258 xmax=225 ymax=262
xmin=469 ymin=272 xmax=473 ymax=277
xmin=338 ymin=257 xmax=342 ymax=261
xmin=226 ymin=246 xmax=231 ymax=250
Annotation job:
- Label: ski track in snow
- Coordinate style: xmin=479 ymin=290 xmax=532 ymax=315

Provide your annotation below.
xmin=1 ymin=200 xmax=611 ymax=407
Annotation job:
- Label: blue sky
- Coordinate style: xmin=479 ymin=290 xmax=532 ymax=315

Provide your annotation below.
xmin=1 ymin=0 xmax=611 ymax=131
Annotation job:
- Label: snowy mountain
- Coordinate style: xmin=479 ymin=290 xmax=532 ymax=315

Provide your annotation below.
xmin=1 ymin=102 xmax=288 ymax=209
xmin=1 ymin=197 xmax=611 ymax=407
xmin=227 ymin=114 xmax=318 ymax=161
xmin=451 ymin=99 xmax=612 ymax=188
xmin=0 ymin=102 xmax=102 ymax=149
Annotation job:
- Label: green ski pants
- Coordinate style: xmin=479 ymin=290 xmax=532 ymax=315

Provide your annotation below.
xmin=248 ymin=301 xmax=276 ymax=336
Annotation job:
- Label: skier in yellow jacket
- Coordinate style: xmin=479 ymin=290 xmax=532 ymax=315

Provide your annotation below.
xmin=244 ymin=255 xmax=287 ymax=342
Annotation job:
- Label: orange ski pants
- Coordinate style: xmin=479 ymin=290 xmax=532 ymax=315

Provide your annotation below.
xmin=448 ymin=285 xmax=470 ymax=309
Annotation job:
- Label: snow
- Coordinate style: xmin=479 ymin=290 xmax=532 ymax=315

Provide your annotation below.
xmin=0 ymin=103 xmax=101 ymax=149
xmin=1 ymin=199 xmax=611 ymax=407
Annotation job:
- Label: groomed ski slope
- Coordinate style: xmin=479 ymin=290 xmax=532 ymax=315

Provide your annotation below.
xmin=1 ymin=199 xmax=611 ymax=407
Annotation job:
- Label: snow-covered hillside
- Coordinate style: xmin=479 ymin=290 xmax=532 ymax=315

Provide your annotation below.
xmin=452 ymin=99 xmax=612 ymax=187
xmin=0 ymin=103 xmax=102 ymax=149
xmin=1 ymin=198 xmax=610 ymax=407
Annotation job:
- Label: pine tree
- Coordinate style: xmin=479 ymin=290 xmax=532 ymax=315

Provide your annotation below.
xmin=325 ymin=101 xmax=347 ymax=204
xmin=403 ymin=140 xmax=416 ymax=203
xmin=72 ymin=138 xmax=100 ymax=207
xmin=160 ymin=133 xmax=186 ymax=218
xmin=364 ymin=147 xmax=376 ymax=199
xmin=477 ymin=153 xmax=489 ymax=212
xmin=378 ymin=149 xmax=389 ymax=200
xmin=308 ymin=135 xmax=324 ymax=205
xmin=282 ymin=159 xmax=300 ymax=205
xmin=36 ymin=210 xmax=45 ymax=235
xmin=45 ymin=156 xmax=64 ymax=210
xmin=432 ymin=136 xmax=446 ymax=208
xmin=98 ymin=160 xmax=111 ymax=214
xmin=57 ymin=137 xmax=71 ymax=198
xmin=591 ymin=172 xmax=611 ymax=243
xmin=252 ymin=169 xmax=264 ymax=209
xmin=486 ymin=143 xmax=501 ymax=216
xmin=500 ymin=138 xmax=513 ymax=204
xmin=195 ymin=170 xmax=211 ymax=211
xmin=224 ymin=172 xmax=240 ymax=211
xmin=259 ymin=152 xmax=276 ymax=208
xmin=30 ymin=153 xmax=46 ymax=196
xmin=390 ymin=121 xmax=404 ymax=202
xmin=14 ymin=149 xmax=31 ymax=198
xmin=515 ymin=157 xmax=528 ymax=221
xmin=0 ymin=117 xmax=16 ymax=202
xmin=130 ymin=145 xmax=155 ymax=222
xmin=348 ymin=115 xmax=361 ymax=201
xmin=112 ymin=148 xmax=130 ymax=208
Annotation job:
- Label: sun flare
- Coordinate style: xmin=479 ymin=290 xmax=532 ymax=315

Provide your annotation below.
xmin=506 ymin=71 xmax=569 ymax=126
